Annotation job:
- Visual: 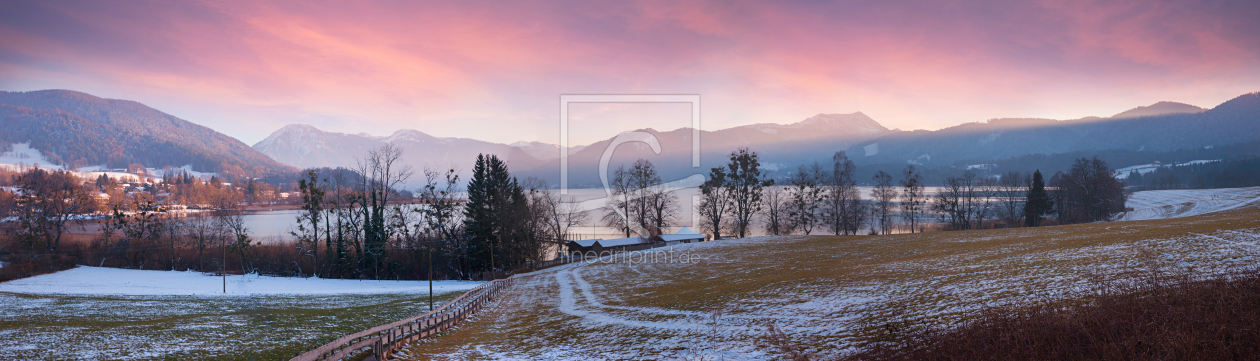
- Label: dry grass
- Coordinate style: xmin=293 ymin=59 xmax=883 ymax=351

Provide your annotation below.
xmin=394 ymin=205 xmax=1260 ymax=360
xmin=847 ymin=271 xmax=1260 ymax=361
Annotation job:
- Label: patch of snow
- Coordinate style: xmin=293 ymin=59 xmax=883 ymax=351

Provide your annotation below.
xmin=0 ymin=144 xmax=216 ymax=183
xmin=0 ymin=143 xmax=63 ymax=171
xmin=511 ymin=141 xmax=568 ymax=161
xmin=978 ymin=132 xmax=1001 ymax=144
xmin=1116 ymin=187 xmax=1260 ymax=221
xmin=383 ymin=129 xmax=427 ymax=143
xmin=1114 ymin=159 xmax=1220 ymax=179
xmin=863 ymin=143 xmax=879 ymax=156
xmin=965 ymin=164 xmax=995 ymax=170
xmin=1183 ymin=159 xmax=1219 ymax=165
xmin=447 ymin=228 xmax=1260 ymax=360
xmin=0 ymin=266 xmax=483 ymax=296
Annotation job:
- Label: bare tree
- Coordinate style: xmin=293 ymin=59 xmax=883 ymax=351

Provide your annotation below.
xmin=646 ymin=182 xmax=678 ymax=236
xmin=325 ymin=170 xmax=362 ymax=278
xmin=762 ymin=185 xmax=793 ymax=236
xmin=697 ymin=166 xmax=731 ymax=240
xmin=899 ymin=165 xmax=925 ymax=233
xmin=519 ymin=181 xmax=551 ymax=264
xmin=159 ymin=211 xmax=187 ymax=271
xmin=788 ymin=163 xmax=824 ymax=235
xmin=974 ymin=177 xmax=998 ymax=229
xmin=628 ymin=159 xmax=657 ymax=234
xmin=932 ymin=171 xmax=995 ymax=231
xmin=355 ymin=143 xmax=413 ymax=278
xmin=601 ymin=165 xmax=634 ymax=238
xmin=725 ymin=148 xmax=771 ymax=238
xmin=187 ymin=210 xmax=224 ymax=272
xmin=822 ymin=151 xmax=862 ymax=235
xmin=625 ymin=159 xmax=676 ymax=236
xmin=996 ymin=171 xmax=1026 ymax=228
xmin=416 ymin=167 xmax=466 ymax=279
xmin=12 ymin=168 xmax=96 ymax=252
xmin=870 ymin=171 xmax=898 ymax=235
xmin=293 ymin=169 xmax=325 ymax=277
xmin=1051 ymin=157 xmax=1127 ymax=224
xmin=537 ymin=185 xmax=589 ymax=242
xmin=213 ymin=193 xmax=252 ymax=273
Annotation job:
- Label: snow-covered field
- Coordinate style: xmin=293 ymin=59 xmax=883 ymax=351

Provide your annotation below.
xmin=0 ymin=268 xmax=482 ymax=360
xmin=400 ymin=203 xmax=1260 ymax=360
xmin=0 ymin=266 xmax=481 ymax=296
xmin=1117 ymin=186 xmax=1260 ymax=221
xmin=0 ymin=142 xmax=217 ymax=182
xmin=1113 ymin=159 xmax=1218 ymax=179
xmin=0 ymin=143 xmax=60 ymax=170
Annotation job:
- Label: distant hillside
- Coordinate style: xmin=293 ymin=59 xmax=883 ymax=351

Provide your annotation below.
xmin=515 ymin=112 xmax=891 ymax=187
xmin=255 ymin=112 xmax=891 ymax=188
xmin=1110 ymin=101 xmax=1205 ymax=119
xmin=848 ymin=94 xmax=1260 ymax=167
xmin=0 ymin=90 xmax=295 ymax=177
xmin=252 ymin=125 xmax=549 ymax=185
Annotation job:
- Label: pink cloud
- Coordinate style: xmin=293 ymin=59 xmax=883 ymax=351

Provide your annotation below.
xmin=0 ymin=0 xmax=1257 ymax=144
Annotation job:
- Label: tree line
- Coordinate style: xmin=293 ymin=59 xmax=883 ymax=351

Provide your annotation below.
xmin=692 ymin=151 xmax=1127 ymax=238
xmin=0 ymin=144 xmax=588 ymax=281
xmin=0 ymin=143 xmax=1131 ymax=281
xmin=1126 ymin=156 xmax=1260 ymax=191
xmin=287 ymin=146 xmax=587 ymax=280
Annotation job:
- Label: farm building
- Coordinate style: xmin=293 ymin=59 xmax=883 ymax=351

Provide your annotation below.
xmin=658 ymin=226 xmax=704 ymax=245
xmin=567 ymin=227 xmax=707 ymax=254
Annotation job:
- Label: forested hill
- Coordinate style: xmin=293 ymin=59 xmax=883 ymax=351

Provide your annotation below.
xmin=847 ymin=92 xmax=1260 ymax=167
xmin=0 ymin=89 xmax=295 ymax=178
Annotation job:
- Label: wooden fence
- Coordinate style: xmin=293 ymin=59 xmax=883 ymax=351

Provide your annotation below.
xmin=288 ymin=278 xmax=511 ymax=361
xmin=289 ymin=254 xmax=592 ymax=361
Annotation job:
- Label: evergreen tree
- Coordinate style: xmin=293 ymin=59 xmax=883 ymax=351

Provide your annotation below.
xmin=1023 ymin=170 xmax=1053 ymax=227
xmin=463 ymin=154 xmax=526 ymax=274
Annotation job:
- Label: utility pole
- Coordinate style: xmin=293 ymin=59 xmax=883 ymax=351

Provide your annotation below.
xmin=428 ymin=246 xmax=434 ymax=311
xmin=222 ymin=236 xmax=226 ymax=294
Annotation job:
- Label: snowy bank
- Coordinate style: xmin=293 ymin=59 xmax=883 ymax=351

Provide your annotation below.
xmin=1117 ymin=186 xmax=1260 ymax=221
xmin=0 ymin=266 xmax=483 ymax=296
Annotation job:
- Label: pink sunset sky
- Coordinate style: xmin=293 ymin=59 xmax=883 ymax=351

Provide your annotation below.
xmin=1 ymin=0 xmax=1258 ymax=146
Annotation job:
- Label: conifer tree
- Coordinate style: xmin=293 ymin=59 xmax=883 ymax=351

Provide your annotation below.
xmin=1023 ymin=170 xmax=1053 ymax=227
xmin=463 ymin=154 xmax=525 ymax=274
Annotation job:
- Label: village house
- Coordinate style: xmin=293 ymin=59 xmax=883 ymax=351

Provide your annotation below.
xmin=567 ymin=227 xmax=707 ymax=255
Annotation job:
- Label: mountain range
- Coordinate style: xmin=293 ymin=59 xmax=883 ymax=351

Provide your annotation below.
xmin=2 ymin=88 xmax=1257 ymax=187
xmin=251 ymin=94 xmax=1258 ymax=187
xmin=851 ymin=94 xmax=1260 ymax=168
xmin=252 ymin=112 xmax=891 ymax=187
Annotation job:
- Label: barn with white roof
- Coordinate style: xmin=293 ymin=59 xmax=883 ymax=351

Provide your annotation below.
xmin=567 ymin=227 xmax=707 ymax=254
xmin=658 ymin=226 xmax=705 ymax=245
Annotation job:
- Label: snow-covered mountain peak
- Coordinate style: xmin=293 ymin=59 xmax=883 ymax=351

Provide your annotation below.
xmin=1111 ymin=101 xmax=1205 ymax=119
xmin=254 ymin=124 xmax=327 ymax=151
xmin=382 ymin=129 xmax=433 ymax=143
xmin=791 ymin=112 xmax=887 ymax=133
